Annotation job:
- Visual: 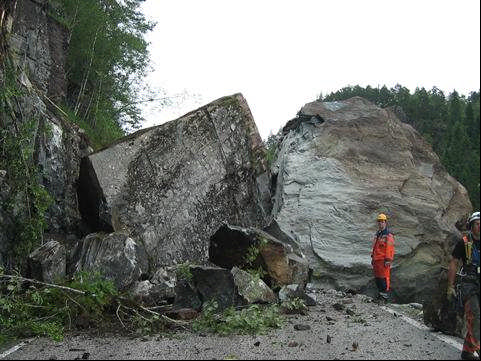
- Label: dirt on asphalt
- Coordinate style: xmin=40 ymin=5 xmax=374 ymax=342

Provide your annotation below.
xmin=1 ymin=288 xmax=464 ymax=360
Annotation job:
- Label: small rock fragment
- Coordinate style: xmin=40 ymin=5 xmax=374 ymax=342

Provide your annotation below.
xmin=294 ymin=324 xmax=311 ymax=331
xmin=332 ymin=303 xmax=345 ymax=311
xmin=346 ymin=308 xmax=356 ymax=316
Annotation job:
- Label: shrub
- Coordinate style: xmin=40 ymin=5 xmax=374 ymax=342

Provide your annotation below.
xmin=192 ymin=300 xmax=284 ymax=335
xmin=280 ymin=297 xmax=308 ymax=315
xmin=0 ymin=270 xmax=118 ymax=345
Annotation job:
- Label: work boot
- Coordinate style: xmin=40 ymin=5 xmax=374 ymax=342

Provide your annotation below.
xmin=461 ymin=351 xmax=480 ymax=360
xmin=379 ymin=292 xmax=389 ymax=301
xmin=374 ymin=294 xmax=386 ymax=305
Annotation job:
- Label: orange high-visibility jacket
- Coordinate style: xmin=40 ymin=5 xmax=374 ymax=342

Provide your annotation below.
xmin=371 ymin=229 xmax=395 ymax=262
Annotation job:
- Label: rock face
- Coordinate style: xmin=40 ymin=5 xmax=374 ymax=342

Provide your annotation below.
xmin=423 ymin=270 xmax=466 ymax=339
xmin=79 ymin=94 xmax=271 ymax=273
xmin=9 ymin=0 xmax=89 ymax=236
xmin=0 ymin=0 xmax=90 ymax=267
xmin=271 ymin=97 xmax=472 ymax=303
xmin=9 ymin=0 xmax=68 ymax=103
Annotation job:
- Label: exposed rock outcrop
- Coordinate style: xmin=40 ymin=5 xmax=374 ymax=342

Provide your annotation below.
xmin=9 ymin=0 xmax=68 ymax=103
xmin=0 ymin=0 xmax=90 ymax=269
xmin=271 ymin=97 xmax=472 ymax=303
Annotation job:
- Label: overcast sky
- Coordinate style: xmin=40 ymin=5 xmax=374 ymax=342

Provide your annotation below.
xmin=139 ymin=0 xmax=480 ymax=139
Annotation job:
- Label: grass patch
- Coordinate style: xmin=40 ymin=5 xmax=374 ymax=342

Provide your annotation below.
xmin=192 ymin=300 xmax=284 ymax=335
xmin=280 ymin=297 xmax=308 ymax=315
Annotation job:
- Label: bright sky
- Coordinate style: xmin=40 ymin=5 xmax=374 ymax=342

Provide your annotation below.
xmin=139 ymin=0 xmax=481 ymax=140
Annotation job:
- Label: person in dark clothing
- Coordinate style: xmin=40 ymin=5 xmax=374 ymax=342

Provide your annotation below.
xmin=447 ymin=211 xmax=480 ymax=360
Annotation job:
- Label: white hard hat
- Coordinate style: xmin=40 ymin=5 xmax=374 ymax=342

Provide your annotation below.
xmin=467 ymin=211 xmax=480 ymax=229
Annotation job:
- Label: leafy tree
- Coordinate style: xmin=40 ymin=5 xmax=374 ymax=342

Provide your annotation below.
xmin=49 ymin=0 xmax=155 ymax=148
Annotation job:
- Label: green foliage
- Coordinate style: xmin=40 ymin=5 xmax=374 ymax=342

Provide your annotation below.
xmin=264 ymin=132 xmax=279 ymax=167
xmin=66 ymin=271 xmax=118 ymax=318
xmin=243 ymin=238 xmax=268 ymax=265
xmin=59 ymin=103 xmax=124 ymax=151
xmin=322 ymin=85 xmax=480 ymax=210
xmin=245 ymin=266 xmax=267 ymax=281
xmin=192 ymin=300 xmax=284 ymax=335
xmin=0 ymin=62 xmax=54 ymax=270
xmin=280 ymin=297 xmax=308 ymax=315
xmin=244 ymin=244 xmax=262 ymax=265
xmin=243 ymin=238 xmax=269 ymax=280
xmin=0 ymin=271 xmax=119 ymax=345
xmin=176 ymin=262 xmax=193 ymax=282
xmin=0 ymin=120 xmax=53 ymax=269
xmin=47 ymin=0 xmax=155 ymax=145
xmin=130 ymin=312 xmax=165 ymax=336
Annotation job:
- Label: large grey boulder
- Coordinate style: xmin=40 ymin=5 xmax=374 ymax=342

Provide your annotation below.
xmin=80 ymin=94 xmax=270 ymax=273
xmin=271 ymin=96 xmax=472 ymax=303
xmin=71 ymin=232 xmax=143 ymax=290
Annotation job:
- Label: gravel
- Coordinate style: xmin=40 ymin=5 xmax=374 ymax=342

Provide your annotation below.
xmin=1 ymin=289 xmax=463 ymax=360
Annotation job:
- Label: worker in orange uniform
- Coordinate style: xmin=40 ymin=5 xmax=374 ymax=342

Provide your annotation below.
xmin=371 ymin=213 xmax=395 ymax=301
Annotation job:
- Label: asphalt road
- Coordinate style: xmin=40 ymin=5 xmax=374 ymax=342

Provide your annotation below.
xmin=0 ymin=290 xmax=465 ymax=360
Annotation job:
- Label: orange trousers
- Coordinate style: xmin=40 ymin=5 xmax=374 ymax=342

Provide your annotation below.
xmin=463 ymin=294 xmax=480 ymax=354
xmin=372 ymin=260 xmax=391 ymax=292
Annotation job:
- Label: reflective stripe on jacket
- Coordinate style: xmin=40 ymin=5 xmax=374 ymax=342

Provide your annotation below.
xmin=371 ymin=229 xmax=395 ymax=261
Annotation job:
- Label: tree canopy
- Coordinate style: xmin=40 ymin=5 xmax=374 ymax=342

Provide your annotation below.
xmin=320 ymin=85 xmax=480 ymax=210
xmin=49 ymin=0 xmax=155 ymax=149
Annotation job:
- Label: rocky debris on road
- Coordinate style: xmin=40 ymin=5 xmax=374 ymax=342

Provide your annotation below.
xmin=2 ymin=285 xmax=462 ymax=360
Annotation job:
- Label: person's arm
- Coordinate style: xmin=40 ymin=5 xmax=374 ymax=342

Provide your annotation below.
xmin=447 ymin=256 xmax=460 ymax=288
xmin=446 ymin=256 xmax=460 ymax=298
xmin=384 ymin=234 xmax=395 ymax=266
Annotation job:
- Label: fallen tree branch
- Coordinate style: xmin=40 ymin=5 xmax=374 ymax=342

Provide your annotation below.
xmin=1 ymin=274 xmax=190 ymax=330
xmin=129 ymin=303 xmax=190 ymax=328
xmin=1 ymin=275 xmax=86 ymax=295
xmin=116 ymin=303 xmax=126 ymax=329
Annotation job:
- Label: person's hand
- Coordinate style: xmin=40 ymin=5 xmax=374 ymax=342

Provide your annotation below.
xmin=446 ymin=284 xmax=456 ymax=300
xmin=384 ymin=259 xmax=391 ymax=267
